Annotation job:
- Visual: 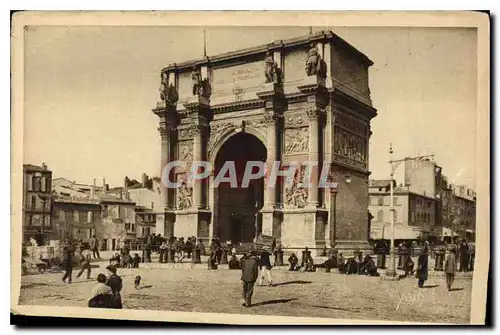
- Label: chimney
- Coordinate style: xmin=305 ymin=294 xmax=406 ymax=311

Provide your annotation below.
xmin=91 ymin=178 xmax=96 ymax=198
xmin=142 ymin=173 xmax=148 ymax=187
xmin=102 ymin=178 xmax=106 ymax=191
xmin=41 ymin=163 xmax=47 ymax=170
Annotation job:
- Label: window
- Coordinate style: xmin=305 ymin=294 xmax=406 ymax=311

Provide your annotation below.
xmin=377 ymin=210 xmax=384 ymax=222
xmin=41 ymin=177 xmax=46 ymax=193
xmin=378 ymin=196 xmax=384 ymax=206
xmin=394 ymin=210 xmax=398 ymax=223
xmin=32 ymin=175 xmax=41 ymax=192
xmin=74 ymin=210 xmax=79 ymax=223
xmin=31 ymin=195 xmax=36 ymax=210
xmin=393 ymin=197 xmax=398 ymax=206
xmin=427 ymin=201 xmax=432 ymax=208
xmin=27 ymin=175 xmax=33 ymax=191
xmin=125 ymin=223 xmax=131 ymax=230
xmin=87 ymin=211 xmax=93 ymax=223
xmin=131 ymin=224 xmax=135 ymax=232
xmin=59 ymin=209 xmax=66 ymax=221
xmin=410 ymin=212 xmax=415 ymax=223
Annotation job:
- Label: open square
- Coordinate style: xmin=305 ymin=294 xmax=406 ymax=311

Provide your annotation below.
xmin=19 ymin=266 xmax=472 ymax=324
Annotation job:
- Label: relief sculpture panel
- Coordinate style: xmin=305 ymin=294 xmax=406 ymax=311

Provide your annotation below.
xmin=178 ymin=140 xmax=194 ymax=163
xmin=207 ymin=122 xmax=235 ymax=154
xmin=284 ymin=127 xmax=309 ymax=154
xmin=284 ymin=166 xmax=309 ymax=209
xmin=334 ymin=126 xmax=367 ymax=169
xmin=176 ymin=173 xmax=193 ymax=211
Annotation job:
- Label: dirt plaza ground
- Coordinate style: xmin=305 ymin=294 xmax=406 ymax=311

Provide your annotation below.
xmin=18 ymin=263 xmax=472 ymax=324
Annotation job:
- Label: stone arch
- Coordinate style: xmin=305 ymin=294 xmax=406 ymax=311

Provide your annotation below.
xmin=209 ymin=126 xmax=267 ymax=166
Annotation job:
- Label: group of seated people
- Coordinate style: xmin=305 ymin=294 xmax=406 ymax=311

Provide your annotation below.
xmin=109 ymin=248 xmax=141 ymax=268
xmin=338 ymin=254 xmax=380 ymax=276
xmin=287 ymin=247 xmax=315 ymax=272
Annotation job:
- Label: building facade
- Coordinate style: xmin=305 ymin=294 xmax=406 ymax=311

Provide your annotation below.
xmin=369 ymin=180 xmax=437 ymax=242
xmin=98 ymin=196 xmax=136 ymax=251
xmin=51 ymin=196 xmax=101 ymax=242
xmin=449 ymin=184 xmax=476 ymax=241
xmin=127 ymin=173 xmax=165 ymax=238
xmin=22 ymin=164 xmax=53 ymax=243
xmin=153 ymin=31 xmax=377 ymax=255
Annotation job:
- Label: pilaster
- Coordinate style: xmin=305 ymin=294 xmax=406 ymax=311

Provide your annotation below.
xmin=257 ymin=83 xmax=286 ymax=240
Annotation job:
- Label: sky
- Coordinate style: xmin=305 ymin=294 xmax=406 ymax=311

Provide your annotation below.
xmin=23 ymin=26 xmax=477 ymax=189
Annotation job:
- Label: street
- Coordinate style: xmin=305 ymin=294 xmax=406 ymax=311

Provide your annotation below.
xmin=18 ymin=265 xmax=472 ymax=324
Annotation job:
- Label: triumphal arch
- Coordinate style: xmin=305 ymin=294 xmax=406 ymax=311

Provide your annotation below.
xmin=153 ymin=31 xmax=377 ymax=255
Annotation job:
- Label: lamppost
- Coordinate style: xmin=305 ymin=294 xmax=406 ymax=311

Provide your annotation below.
xmin=39 ymin=194 xmax=50 ymax=246
xmin=329 ymin=186 xmax=338 ymax=246
xmin=385 ymin=144 xmax=397 ymax=277
xmin=385 ymin=144 xmax=435 ymax=278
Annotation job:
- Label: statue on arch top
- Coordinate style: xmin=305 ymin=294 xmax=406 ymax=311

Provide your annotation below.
xmin=159 ymin=72 xmax=179 ymax=104
xmin=305 ymin=43 xmax=327 ymax=80
xmin=264 ymin=51 xmax=283 ymax=85
xmin=191 ymin=66 xmax=211 ymax=98
xmin=191 ymin=66 xmax=202 ymax=96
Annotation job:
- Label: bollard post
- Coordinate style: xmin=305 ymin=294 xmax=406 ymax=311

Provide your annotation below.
xmin=192 ymin=247 xmax=201 ymax=264
xmin=434 ymin=247 xmax=445 ymax=271
xmin=274 ymin=249 xmax=284 ymax=266
xmin=221 ymin=248 xmax=228 ymax=264
xmin=166 ymin=248 xmax=176 ymax=263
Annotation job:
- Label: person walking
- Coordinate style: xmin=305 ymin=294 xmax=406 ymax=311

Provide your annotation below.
xmin=61 ymin=245 xmax=74 ymax=284
xmin=445 ymin=246 xmax=457 ymax=291
xmin=240 ymin=251 xmax=259 ymax=307
xmin=77 ymin=246 xmax=92 ymax=279
xmin=258 ymin=250 xmax=273 ymax=287
xmin=89 ymin=235 xmax=100 ymax=260
xmin=416 ymin=247 xmax=429 ymax=288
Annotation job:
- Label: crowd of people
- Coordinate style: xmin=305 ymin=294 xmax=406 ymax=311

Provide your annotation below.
xmin=53 ymin=234 xmax=474 ymax=309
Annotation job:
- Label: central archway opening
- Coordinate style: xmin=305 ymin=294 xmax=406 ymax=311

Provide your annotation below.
xmin=214 ymin=132 xmax=267 ymax=245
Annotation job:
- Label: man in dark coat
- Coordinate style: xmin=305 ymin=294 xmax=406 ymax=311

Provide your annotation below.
xmin=445 ymin=246 xmax=457 ymax=291
xmin=459 ymin=240 xmax=469 ymax=272
xmin=61 ymin=245 xmax=74 ymax=284
xmin=229 ymin=254 xmax=241 ymax=270
xmin=417 ymin=247 xmax=429 ymax=288
xmin=301 ymin=247 xmax=311 ymax=267
xmin=288 ymin=253 xmax=299 ymax=271
xmin=240 ymin=251 xmax=259 ymax=307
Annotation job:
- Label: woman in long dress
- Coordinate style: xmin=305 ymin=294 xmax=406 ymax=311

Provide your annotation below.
xmin=105 ymin=265 xmax=123 ymax=309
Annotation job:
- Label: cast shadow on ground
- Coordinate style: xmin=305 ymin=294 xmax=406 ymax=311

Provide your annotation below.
xmin=272 ymin=280 xmax=312 ymax=287
xmin=449 ymin=287 xmax=464 ymax=292
xmin=420 ymin=285 xmax=440 ymax=289
xmin=251 ymin=298 xmax=298 ymax=307
xmin=137 ymin=285 xmax=153 ymax=289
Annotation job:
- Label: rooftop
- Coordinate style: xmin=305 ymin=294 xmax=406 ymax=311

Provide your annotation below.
xmin=162 ymin=30 xmax=373 ymax=73
xmin=369 ymin=179 xmax=395 ymax=188
xmin=23 ymin=164 xmax=50 ymax=172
